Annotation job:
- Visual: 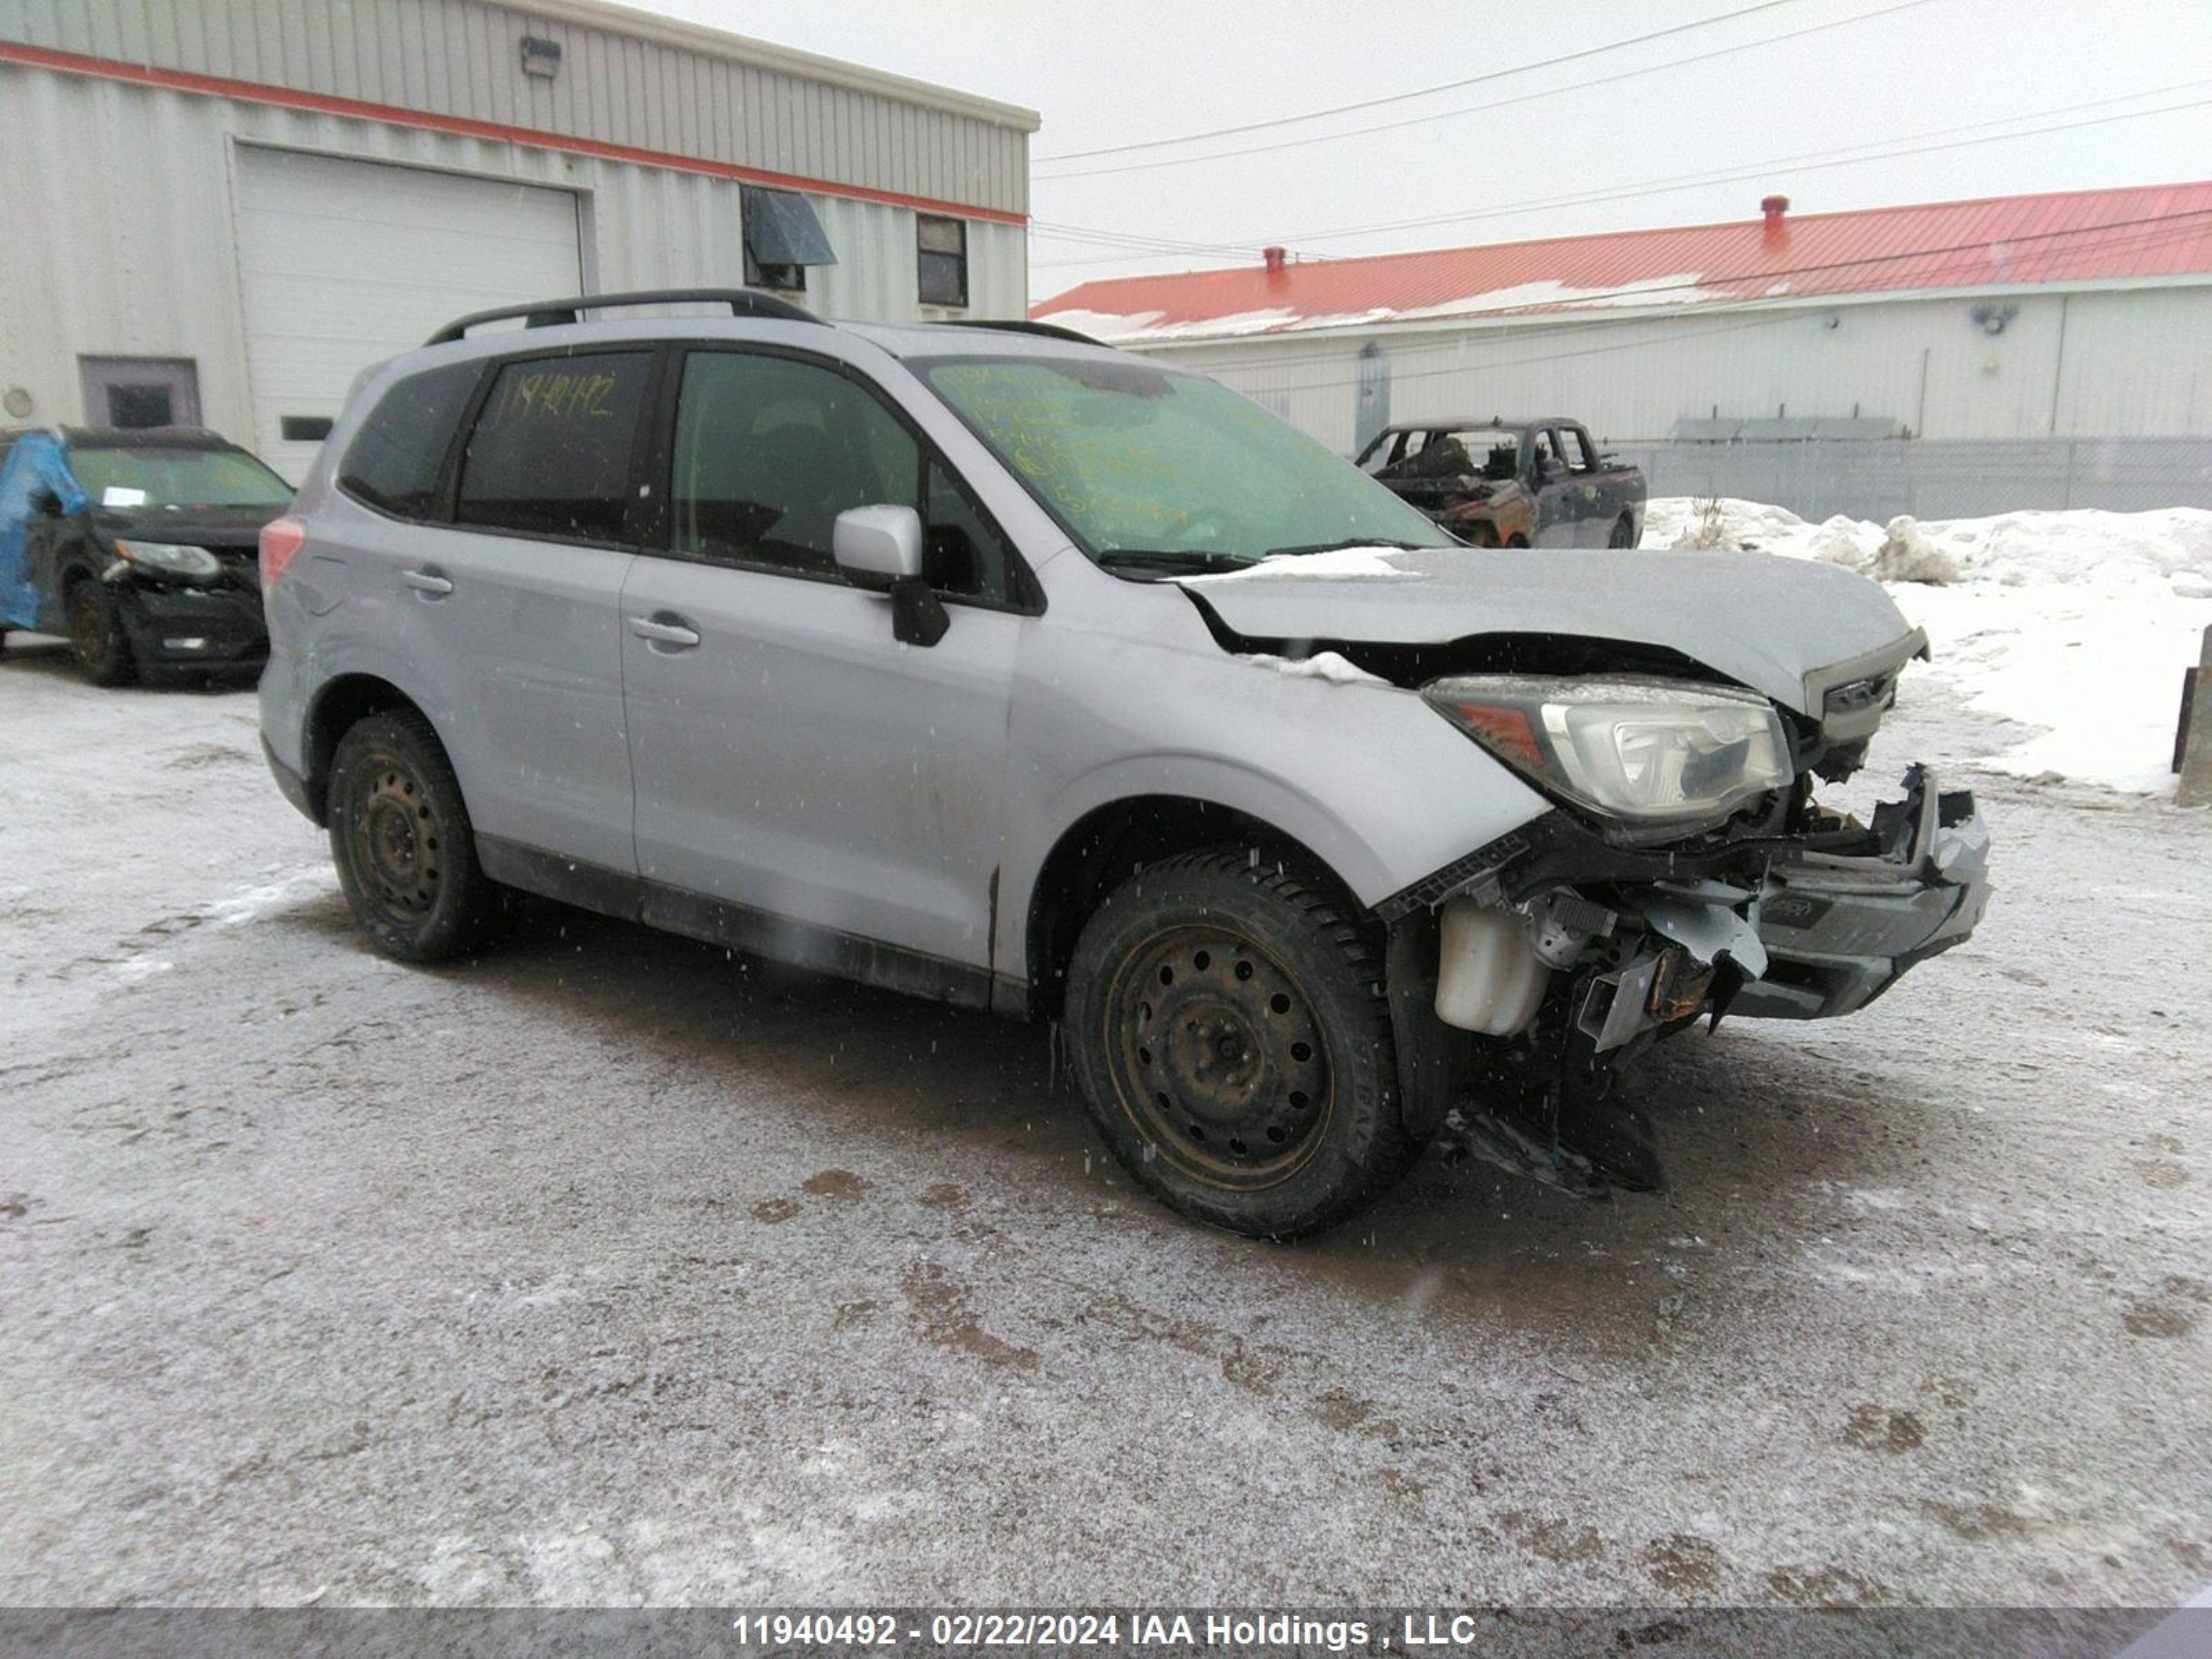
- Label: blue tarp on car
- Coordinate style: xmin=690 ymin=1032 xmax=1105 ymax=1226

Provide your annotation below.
xmin=0 ymin=432 xmax=88 ymax=630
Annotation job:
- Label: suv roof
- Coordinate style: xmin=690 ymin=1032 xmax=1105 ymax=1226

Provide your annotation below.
xmin=422 ymin=288 xmax=1105 ymax=358
xmin=418 ymin=290 xmax=1106 ymax=367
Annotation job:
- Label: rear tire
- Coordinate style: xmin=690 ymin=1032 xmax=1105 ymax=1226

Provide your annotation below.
xmin=1064 ymin=848 xmax=1418 ymax=1239
xmin=65 ymin=577 xmax=135 ymax=686
xmin=327 ymin=709 xmax=497 ymax=963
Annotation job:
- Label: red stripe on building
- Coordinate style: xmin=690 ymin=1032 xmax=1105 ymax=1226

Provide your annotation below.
xmin=0 ymin=40 xmax=1027 ymax=226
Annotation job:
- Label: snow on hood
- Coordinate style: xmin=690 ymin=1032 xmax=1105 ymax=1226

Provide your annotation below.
xmin=1183 ymin=546 xmax=1424 ymax=583
xmin=1177 ymin=545 xmax=1921 ymax=717
xmin=1237 ymin=650 xmax=1393 ymax=688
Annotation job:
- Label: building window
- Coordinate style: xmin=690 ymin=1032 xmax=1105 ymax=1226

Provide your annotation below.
xmin=917 ymin=215 xmax=968 ymax=308
xmin=79 ymin=357 xmax=200 ymax=429
xmin=742 ymin=186 xmax=836 ymax=294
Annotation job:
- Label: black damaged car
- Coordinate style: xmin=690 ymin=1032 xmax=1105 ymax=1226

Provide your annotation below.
xmin=0 ymin=426 xmax=293 ymax=686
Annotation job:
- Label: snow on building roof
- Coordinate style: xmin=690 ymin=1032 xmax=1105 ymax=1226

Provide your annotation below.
xmin=1032 ymin=181 xmax=2212 ymax=344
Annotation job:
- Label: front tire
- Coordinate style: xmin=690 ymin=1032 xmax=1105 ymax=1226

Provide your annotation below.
xmin=1065 ymin=849 xmax=1418 ymax=1238
xmin=65 ymin=577 xmax=135 ymax=686
xmin=327 ymin=709 xmax=496 ymax=962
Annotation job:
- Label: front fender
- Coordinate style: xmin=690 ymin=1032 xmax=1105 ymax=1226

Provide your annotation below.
xmin=994 ymin=617 xmax=1553 ymax=980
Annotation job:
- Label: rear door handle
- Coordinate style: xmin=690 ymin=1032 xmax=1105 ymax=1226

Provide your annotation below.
xmin=628 ymin=614 xmax=701 ymax=649
xmin=401 ymin=568 xmax=453 ymax=597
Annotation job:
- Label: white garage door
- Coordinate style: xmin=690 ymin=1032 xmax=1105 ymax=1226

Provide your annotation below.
xmin=232 ymin=148 xmax=583 ymax=480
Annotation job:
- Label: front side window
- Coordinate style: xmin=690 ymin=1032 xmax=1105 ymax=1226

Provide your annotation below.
xmin=917 ymin=215 xmax=968 ymax=308
xmin=668 ymin=351 xmax=1018 ymax=603
xmin=339 ymin=360 xmax=483 ymax=520
xmin=455 ymin=352 xmax=651 ymax=543
xmin=922 ymin=356 xmax=1454 ymax=570
xmin=67 ymin=444 xmax=292 ymax=510
xmin=921 ymin=459 xmax=1014 ymax=604
xmin=671 ymin=352 xmax=920 ymax=577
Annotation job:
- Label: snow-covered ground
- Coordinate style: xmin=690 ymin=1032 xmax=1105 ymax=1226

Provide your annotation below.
xmin=5 ymin=628 xmax=2211 ymax=1611
xmin=1644 ymin=498 xmax=2212 ymax=797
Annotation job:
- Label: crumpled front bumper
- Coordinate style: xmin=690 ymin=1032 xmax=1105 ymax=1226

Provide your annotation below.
xmin=113 ymin=579 xmax=268 ymax=678
xmin=1730 ymin=765 xmax=1991 ymax=1019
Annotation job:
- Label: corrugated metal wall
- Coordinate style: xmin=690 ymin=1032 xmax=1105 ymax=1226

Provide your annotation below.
xmin=1139 ymin=288 xmax=2212 ymax=451
xmin=0 ymin=0 xmax=1032 ymax=215
xmin=0 ymin=67 xmax=1029 ymax=445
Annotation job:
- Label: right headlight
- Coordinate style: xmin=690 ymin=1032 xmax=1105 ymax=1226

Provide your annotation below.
xmin=114 ymin=540 xmax=223 ymax=582
xmin=1423 ymin=673 xmax=1792 ymax=838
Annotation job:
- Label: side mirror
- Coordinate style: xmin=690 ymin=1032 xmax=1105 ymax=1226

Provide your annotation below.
xmin=833 ymin=504 xmax=924 ymax=590
xmin=832 ymin=504 xmax=947 ymax=647
xmin=30 ymin=487 xmax=63 ymax=517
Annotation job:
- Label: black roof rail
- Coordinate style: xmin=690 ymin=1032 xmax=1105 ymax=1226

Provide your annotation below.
xmin=929 ymin=318 xmax=1105 ymax=347
xmin=426 ymin=288 xmax=821 ymax=346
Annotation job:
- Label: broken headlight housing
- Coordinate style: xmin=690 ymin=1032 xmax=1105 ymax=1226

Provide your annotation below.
xmin=1423 ymin=673 xmax=1791 ymax=840
xmin=114 ymin=540 xmax=222 ymax=582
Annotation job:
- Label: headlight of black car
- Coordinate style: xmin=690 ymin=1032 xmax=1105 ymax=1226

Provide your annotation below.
xmin=113 ymin=541 xmax=223 ymax=582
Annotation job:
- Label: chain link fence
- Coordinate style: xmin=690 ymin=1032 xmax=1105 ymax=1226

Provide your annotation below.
xmin=1611 ymin=436 xmax=2212 ymax=521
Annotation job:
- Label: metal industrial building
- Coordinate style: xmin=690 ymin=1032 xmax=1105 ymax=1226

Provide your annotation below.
xmin=0 ymin=0 xmax=1037 ymax=478
xmin=1033 ymin=183 xmax=2212 ymax=457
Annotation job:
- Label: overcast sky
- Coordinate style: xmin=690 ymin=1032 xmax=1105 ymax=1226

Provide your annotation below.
xmin=646 ymin=0 xmax=2212 ymax=306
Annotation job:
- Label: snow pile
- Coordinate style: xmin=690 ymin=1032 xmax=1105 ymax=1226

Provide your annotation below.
xmin=1644 ymin=498 xmax=2212 ymax=590
xmin=1182 ymin=547 xmax=1421 ymax=583
xmin=1645 ymin=498 xmax=2212 ymax=797
xmin=1237 ymin=650 xmax=1392 ymax=688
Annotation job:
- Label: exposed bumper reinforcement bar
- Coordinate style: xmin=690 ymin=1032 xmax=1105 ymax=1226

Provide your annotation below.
xmin=1731 ymin=765 xmax=1991 ymax=1020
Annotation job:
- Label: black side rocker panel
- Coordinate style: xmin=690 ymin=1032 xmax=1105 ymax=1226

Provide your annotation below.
xmin=475 ymin=834 xmax=1024 ymax=1016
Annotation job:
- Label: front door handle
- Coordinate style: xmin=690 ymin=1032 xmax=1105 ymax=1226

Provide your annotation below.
xmin=628 ymin=614 xmax=701 ymax=649
xmin=401 ymin=568 xmax=453 ymax=597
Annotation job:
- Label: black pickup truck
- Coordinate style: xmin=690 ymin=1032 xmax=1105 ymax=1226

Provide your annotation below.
xmin=1356 ymin=417 xmax=1645 ymax=549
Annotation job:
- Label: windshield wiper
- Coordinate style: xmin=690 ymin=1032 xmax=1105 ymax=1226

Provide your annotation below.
xmin=1262 ymin=537 xmax=1430 ymax=558
xmin=1096 ymin=549 xmax=1255 ymax=577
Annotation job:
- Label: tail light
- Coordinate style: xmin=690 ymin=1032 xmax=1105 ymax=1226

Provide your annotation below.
xmin=259 ymin=517 xmax=306 ymax=592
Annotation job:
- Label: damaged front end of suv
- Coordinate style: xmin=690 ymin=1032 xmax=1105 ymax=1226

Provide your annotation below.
xmin=1378 ymin=730 xmax=1990 ymax=1196
xmin=1181 ymin=547 xmax=1994 ymax=1198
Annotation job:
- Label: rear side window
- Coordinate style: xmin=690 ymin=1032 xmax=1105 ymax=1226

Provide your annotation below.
xmin=456 ymin=352 xmax=652 ymax=543
xmin=337 ymin=361 xmax=482 ymax=520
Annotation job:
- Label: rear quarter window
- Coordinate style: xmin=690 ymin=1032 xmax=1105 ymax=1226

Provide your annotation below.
xmin=337 ymin=361 xmax=483 ymax=520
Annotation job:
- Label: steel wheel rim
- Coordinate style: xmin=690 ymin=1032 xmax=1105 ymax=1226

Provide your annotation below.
xmin=1105 ymin=924 xmax=1333 ymax=1191
xmin=348 ymin=754 xmax=442 ymax=919
xmin=66 ymin=585 xmax=109 ymax=670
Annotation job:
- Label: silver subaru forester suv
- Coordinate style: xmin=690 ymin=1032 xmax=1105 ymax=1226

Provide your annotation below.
xmin=259 ymin=290 xmax=1991 ymax=1238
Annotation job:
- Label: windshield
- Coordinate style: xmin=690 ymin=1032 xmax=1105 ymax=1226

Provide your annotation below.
xmin=921 ymin=357 xmax=1454 ymax=568
xmin=69 ymin=446 xmax=293 ymax=511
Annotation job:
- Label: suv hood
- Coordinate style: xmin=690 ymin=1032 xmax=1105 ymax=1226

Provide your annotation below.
xmin=93 ymin=504 xmax=283 ymax=551
xmin=1178 ymin=546 xmax=1924 ymax=717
